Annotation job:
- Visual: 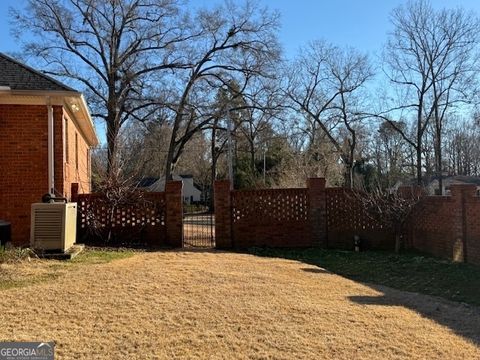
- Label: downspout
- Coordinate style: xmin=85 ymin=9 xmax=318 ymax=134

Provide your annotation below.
xmin=47 ymin=99 xmax=55 ymax=195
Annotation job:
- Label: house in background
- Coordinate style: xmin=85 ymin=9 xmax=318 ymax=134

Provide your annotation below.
xmin=0 ymin=53 xmax=98 ymax=245
xmin=393 ymin=175 xmax=480 ymax=195
xmin=139 ymin=175 xmax=202 ymax=204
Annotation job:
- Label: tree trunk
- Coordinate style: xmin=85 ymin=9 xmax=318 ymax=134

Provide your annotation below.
xmin=106 ymin=117 xmax=119 ymax=175
xmin=210 ymin=125 xmax=218 ymax=209
xmin=437 ymin=138 xmax=443 ymax=195
xmin=165 ymin=116 xmax=181 ymax=181
xmin=416 ymin=143 xmax=422 ymax=185
xmin=345 ymin=163 xmax=354 ymax=189
xmin=250 ymin=140 xmax=256 ymax=175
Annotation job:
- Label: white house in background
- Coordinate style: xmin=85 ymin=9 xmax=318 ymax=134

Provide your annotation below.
xmin=139 ymin=175 xmax=202 ymax=204
xmin=392 ymin=175 xmax=480 ymax=195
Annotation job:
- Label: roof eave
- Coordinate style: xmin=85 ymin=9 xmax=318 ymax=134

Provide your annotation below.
xmin=65 ymin=94 xmax=99 ymax=147
xmin=0 ymin=88 xmax=99 ymax=147
xmin=7 ymin=89 xmax=84 ymax=97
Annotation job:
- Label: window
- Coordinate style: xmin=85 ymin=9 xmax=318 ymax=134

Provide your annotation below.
xmin=75 ymin=132 xmax=78 ymax=170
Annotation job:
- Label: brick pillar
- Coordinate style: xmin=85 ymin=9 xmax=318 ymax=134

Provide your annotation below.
xmin=307 ymin=178 xmax=327 ymax=247
xmin=450 ymin=184 xmax=476 ymax=263
xmin=165 ymin=181 xmax=183 ymax=248
xmin=71 ymin=183 xmax=79 ymax=202
xmin=214 ymin=180 xmax=232 ymax=249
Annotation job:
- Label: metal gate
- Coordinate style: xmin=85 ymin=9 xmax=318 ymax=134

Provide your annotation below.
xmin=183 ymin=201 xmax=215 ymax=247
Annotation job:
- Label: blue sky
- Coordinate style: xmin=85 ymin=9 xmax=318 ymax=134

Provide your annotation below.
xmin=3 ymin=0 xmax=480 ymax=59
xmin=2 ymin=0 xmax=480 ymax=142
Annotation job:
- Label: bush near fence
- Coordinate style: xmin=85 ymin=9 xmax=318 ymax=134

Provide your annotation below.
xmin=75 ymin=192 xmax=166 ymax=247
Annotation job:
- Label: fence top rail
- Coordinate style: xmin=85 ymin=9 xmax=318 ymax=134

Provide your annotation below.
xmin=232 ymin=187 xmax=307 ymax=195
xmin=77 ymin=191 xmax=165 ymax=199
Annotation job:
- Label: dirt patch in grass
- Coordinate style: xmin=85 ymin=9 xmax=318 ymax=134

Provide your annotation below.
xmin=0 ymin=250 xmax=479 ymax=359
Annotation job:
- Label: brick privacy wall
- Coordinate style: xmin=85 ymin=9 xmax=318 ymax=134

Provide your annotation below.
xmin=215 ymin=179 xmax=480 ymax=265
xmin=72 ymin=181 xmax=182 ymax=248
xmin=231 ymin=187 xmax=311 ymax=248
xmin=325 ymin=188 xmax=395 ymax=251
xmin=465 ymin=196 xmax=480 ymax=265
xmin=74 ymin=190 xmax=167 ymax=248
xmin=0 ymin=104 xmax=91 ymax=245
xmin=409 ymin=196 xmax=456 ymax=259
xmin=325 ymin=184 xmax=480 ymax=265
xmin=308 ymin=178 xmax=327 ymax=247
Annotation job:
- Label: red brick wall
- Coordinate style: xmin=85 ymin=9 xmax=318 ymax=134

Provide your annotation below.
xmin=463 ymin=190 xmax=480 ymax=265
xmin=0 ymin=105 xmax=50 ymax=244
xmin=63 ymin=110 xmax=91 ymax=198
xmin=326 ymin=188 xmax=395 ymax=251
xmin=231 ymin=188 xmax=311 ymax=248
xmin=214 ymin=179 xmax=480 ymax=265
xmin=165 ymin=181 xmax=183 ymax=247
xmin=0 ymin=104 xmax=92 ymax=245
xmin=75 ymin=190 xmax=167 ymax=247
xmin=410 ymin=196 xmax=455 ymax=259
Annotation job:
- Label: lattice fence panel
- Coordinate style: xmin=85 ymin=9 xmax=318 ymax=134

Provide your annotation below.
xmin=232 ymin=188 xmax=308 ymax=225
xmin=76 ymin=192 xmax=166 ymax=246
xmin=326 ymin=188 xmax=385 ymax=231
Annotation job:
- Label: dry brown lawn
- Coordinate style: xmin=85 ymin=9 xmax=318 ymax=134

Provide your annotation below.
xmin=0 ymin=250 xmax=479 ymax=359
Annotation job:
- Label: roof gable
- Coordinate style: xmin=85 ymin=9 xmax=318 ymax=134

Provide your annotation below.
xmin=0 ymin=53 xmax=77 ymax=92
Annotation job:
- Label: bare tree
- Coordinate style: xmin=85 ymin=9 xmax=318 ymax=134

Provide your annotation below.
xmin=357 ymin=187 xmax=421 ymax=252
xmin=444 ymin=117 xmax=480 ymax=176
xmin=163 ymin=0 xmax=280 ymax=180
xmin=286 ymin=41 xmax=373 ymax=188
xmin=369 ymin=120 xmax=414 ymax=188
xmin=13 ymin=0 xmax=192 ymax=171
xmin=380 ymin=0 xmax=479 ymax=190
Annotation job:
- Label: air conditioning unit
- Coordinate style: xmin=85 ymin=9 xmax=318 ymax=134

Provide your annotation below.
xmin=30 ymin=203 xmax=77 ymax=252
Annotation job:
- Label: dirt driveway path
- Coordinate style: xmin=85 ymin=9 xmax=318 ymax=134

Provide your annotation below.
xmin=0 ymin=250 xmax=479 ymax=359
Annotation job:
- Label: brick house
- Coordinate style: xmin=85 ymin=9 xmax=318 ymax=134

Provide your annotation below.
xmin=0 ymin=53 xmax=98 ymax=245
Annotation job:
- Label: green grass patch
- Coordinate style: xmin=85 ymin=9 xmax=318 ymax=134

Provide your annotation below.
xmin=0 ymin=273 xmax=61 ymax=291
xmin=248 ymin=247 xmax=480 ymax=306
xmin=0 ymin=247 xmax=35 ymax=264
xmin=70 ymin=248 xmax=136 ymax=265
xmin=0 ymin=247 xmax=136 ymax=291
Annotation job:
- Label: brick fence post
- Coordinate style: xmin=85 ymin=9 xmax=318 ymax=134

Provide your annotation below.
xmin=71 ymin=183 xmax=79 ymax=202
xmin=450 ymin=184 xmax=476 ymax=263
xmin=214 ymin=180 xmax=232 ymax=249
xmin=307 ymin=178 xmax=327 ymax=247
xmin=165 ymin=181 xmax=183 ymax=248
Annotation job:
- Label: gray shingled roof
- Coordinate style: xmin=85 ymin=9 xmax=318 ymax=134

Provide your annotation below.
xmin=0 ymin=53 xmax=77 ymax=92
